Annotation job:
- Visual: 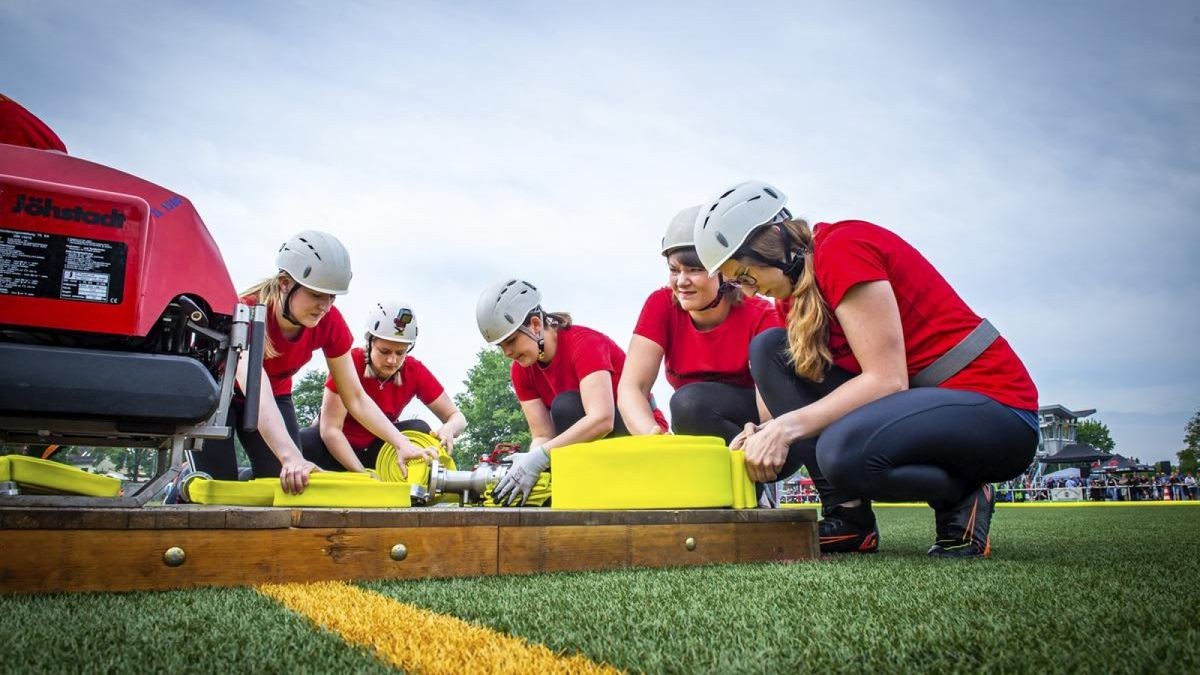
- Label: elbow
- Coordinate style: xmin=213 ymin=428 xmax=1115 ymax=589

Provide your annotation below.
xmin=887 ymin=373 xmax=909 ymax=395
xmin=593 ymin=412 xmax=615 ymax=438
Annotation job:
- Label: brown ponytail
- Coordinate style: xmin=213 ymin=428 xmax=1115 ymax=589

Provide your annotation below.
xmin=741 ymin=219 xmax=831 ymax=382
xmin=543 ymin=312 xmax=573 ymax=330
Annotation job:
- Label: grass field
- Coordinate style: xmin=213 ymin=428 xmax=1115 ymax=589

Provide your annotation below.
xmin=2 ymin=505 xmax=1197 ymax=673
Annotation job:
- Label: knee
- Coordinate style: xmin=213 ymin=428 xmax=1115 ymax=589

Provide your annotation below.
xmin=669 ymin=384 xmax=711 ymax=430
xmin=299 ymin=426 xmax=322 ymax=452
xmin=815 ymin=421 xmax=877 ymax=494
xmin=748 ymin=328 xmax=788 ymax=383
xmin=395 ymin=419 xmax=432 ymax=435
xmin=550 ymin=392 xmax=584 ymax=432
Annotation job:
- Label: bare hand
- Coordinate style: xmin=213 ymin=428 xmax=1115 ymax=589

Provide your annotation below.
xmin=393 ymin=439 xmax=437 ymax=479
xmin=730 ymin=422 xmax=759 ymax=450
xmin=280 ymin=457 xmax=320 ymax=494
xmin=742 ymin=421 xmax=790 ymax=483
xmin=434 ymin=426 xmax=456 ymax=452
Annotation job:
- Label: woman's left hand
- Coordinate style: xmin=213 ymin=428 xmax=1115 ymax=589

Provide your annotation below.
xmin=742 ymin=420 xmax=791 ymax=483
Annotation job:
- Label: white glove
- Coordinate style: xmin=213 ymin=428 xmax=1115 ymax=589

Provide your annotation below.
xmin=493 ymin=446 xmax=550 ymax=506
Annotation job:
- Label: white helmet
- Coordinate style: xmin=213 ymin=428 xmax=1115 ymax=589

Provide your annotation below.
xmin=364 ymin=301 xmax=418 ymax=344
xmin=275 ymin=230 xmax=353 ymax=295
xmin=661 ymin=205 xmax=701 ymax=256
xmin=694 ymin=180 xmax=790 ymax=275
xmin=476 ymin=278 xmax=541 ymax=345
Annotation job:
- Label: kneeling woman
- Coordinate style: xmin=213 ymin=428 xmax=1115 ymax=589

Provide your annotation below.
xmin=476 ymin=279 xmax=666 ymax=504
xmin=194 ymin=232 xmax=436 ymax=493
xmin=619 ymin=205 xmax=780 ymax=443
xmin=695 ymin=181 xmax=1038 ymax=557
xmin=300 ymin=301 xmax=467 ymax=473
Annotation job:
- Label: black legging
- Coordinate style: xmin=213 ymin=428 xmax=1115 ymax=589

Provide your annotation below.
xmin=750 ymin=328 xmax=1037 ymax=507
xmin=669 ymin=381 xmax=759 ymax=444
xmin=299 ymin=419 xmax=432 ymax=471
xmin=194 ymin=395 xmax=299 ymax=480
xmin=550 ymin=391 xmax=631 ymax=438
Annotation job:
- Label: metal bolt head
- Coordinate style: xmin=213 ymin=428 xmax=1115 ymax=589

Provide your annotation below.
xmin=390 ymin=543 xmax=408 ymax=561
xmin=163 ymin=547 xmax=186 ymax=567
xmin=685 ymin=537 xmax=696 ymax=551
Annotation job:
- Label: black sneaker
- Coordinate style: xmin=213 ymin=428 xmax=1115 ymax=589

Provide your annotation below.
xmin=928 ymin=484 xmax=995 ymax=558
xmin=819 ymin=502 xmax=879 ymax=553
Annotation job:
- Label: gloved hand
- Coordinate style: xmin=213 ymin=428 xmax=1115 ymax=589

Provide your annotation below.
xmin=493 ymin=446 xmax=550 ymax=506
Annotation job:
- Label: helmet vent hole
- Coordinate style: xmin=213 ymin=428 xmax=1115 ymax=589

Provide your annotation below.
xmin=719 ymin=189 xmax=735 ymax=199
xmin=504 ymin=313 xmax=514 ymax=324
xmin=763 ymin=187 xmax=778 ymax=198
xmin=303 ymin=265 xmax=312 ymax=278
xmin=716 ymin=233 xmax=729 ymax=247
xmin=747 ymin=195 xmax=761 ymax=202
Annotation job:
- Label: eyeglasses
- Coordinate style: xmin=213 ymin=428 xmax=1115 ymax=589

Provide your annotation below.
xmin=732 ymin=266 xmax=758 ymax=288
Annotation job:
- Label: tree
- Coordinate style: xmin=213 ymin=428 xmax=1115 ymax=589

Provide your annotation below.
xmin=91 ymin=447 xmax=157 ymax=481
xmin=1186 ymin=409 xmax=1200 ymax=453
xmin=1076 ymin=419 xmax=1115 ymax=452
xmin=1179 ymin=448 xmax=1198 ymax=475
xmin=452 ymin=348 xmax=530 ymax=469
xmin=292 ymin=369 xmax=328 ymax=428
xmin=1180 ymin=410 xmax=1200 ymax=474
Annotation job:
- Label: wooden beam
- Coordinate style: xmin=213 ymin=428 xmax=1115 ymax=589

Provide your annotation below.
xmin=0 ymin=507 xmax=819 ymax=594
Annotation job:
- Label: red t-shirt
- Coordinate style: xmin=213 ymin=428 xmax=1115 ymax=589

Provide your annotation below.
xmin=324 ymin=347 xmax=445 ymax=450
xmin=778 ymin=221 xmax=1037 ymax=410
xmin=633 ymin=287 xmax=780 ymax=389
xmin=511 ymin=324 xmax=668 ymax=431
xmin=250 ymin=297 xmax=353 ymax=396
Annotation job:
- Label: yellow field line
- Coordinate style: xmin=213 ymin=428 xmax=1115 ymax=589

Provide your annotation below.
xmin=258 ymin=581 xmax=622 ymax=675
xmin=780 ymin=501 xmax=1200 ymax=509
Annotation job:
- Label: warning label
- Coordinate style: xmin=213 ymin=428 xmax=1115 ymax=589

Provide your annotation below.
xmin=0 ymin=228 xmax=126 ymax=304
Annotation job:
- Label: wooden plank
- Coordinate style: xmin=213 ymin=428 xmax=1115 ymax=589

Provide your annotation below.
xmin=498 ymin=525 xmax=631 ymax=575
xmin=630 ymin=524 xmax=738 ymax=567
xmin=736 ymin=522 xmax=819 ymax=562
xmin=0 ymin=526 xmax=498 ymax=594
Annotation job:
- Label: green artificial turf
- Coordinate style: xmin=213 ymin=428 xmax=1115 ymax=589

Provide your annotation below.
xmin=1 ymin=507 xmax=1196 ymax=674
xmin=0 ymin=586 xmax=391 ymax=674
xmin=365 ymin=506 xmax=1200 ymax=674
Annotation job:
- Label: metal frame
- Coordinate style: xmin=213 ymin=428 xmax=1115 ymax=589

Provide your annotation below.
xmin=0 ymin=303 xmax=264 ymax=508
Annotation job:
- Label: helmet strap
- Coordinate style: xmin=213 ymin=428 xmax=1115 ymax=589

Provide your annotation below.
xmin=519 ymin=311 xmax=548 ymax=360
xmin=364 ymin=335 xmax=400 ymax=384
xmin=700 ymin=277 xmax=726 ymax=311
xmin=774 ymin=225 xmax=808 ymax=283
xmin=280 ymin=282 xmax=302 ymax=327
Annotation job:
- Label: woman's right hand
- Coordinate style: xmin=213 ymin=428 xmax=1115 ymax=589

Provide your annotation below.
xmin=392 ymin=439 xmax=437 ymax=479
xmin=280 ymin=457 xmax=320 ymax=494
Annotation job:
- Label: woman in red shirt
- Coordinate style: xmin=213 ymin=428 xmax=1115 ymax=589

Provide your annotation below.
xmin=619 ymin=205 xmax=780 ymax=443
xmin=476 ymin=278 xmax=666 ymax=505
xmin=192 ymin=231 xmax=436 ymax=493
xmin=695 ymin=181 xmax=1039 ymax=557
xmin=299 ymin=301 xmax=466 ymax=472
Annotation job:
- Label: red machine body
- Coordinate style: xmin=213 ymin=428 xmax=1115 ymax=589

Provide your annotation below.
xmin=0 ymin=143 xmax=236 ymax=335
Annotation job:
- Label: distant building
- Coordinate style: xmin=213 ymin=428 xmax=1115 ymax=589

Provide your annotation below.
xmin=1038 ymin=404 xmax=1096 ymax=457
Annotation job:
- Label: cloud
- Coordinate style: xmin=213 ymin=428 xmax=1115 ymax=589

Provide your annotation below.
xmin=3 ymin=0 xmax=1197 ymax=457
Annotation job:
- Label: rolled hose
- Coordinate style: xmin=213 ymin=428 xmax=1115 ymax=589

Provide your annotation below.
xmin=374 ymin=430 xmax=456 ymax=485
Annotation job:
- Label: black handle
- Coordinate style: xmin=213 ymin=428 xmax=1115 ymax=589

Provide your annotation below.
xmin=241 ymin=305 xmax=266 ymax=432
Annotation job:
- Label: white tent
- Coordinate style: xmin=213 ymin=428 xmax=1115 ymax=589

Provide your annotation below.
xmin=1043 ymin=467 xmax=1082 ymax=481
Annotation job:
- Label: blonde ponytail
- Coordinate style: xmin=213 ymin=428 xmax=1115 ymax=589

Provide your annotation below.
xmin=240 ymin=273 xmax=288 ymax=360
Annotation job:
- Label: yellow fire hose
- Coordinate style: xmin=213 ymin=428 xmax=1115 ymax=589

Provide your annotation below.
xmin=0 ymin=455 xmax=122 ymax=497
xmin=180 ymin=432 xmax=756 ymax=510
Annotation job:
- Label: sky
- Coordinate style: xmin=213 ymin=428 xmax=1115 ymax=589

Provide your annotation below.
xmin=3 ymin=1 xmax=1198 ymax=463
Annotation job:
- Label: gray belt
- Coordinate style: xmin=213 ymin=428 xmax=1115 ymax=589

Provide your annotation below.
xmin=910 ymin=319 xmax=1000 ymax=388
